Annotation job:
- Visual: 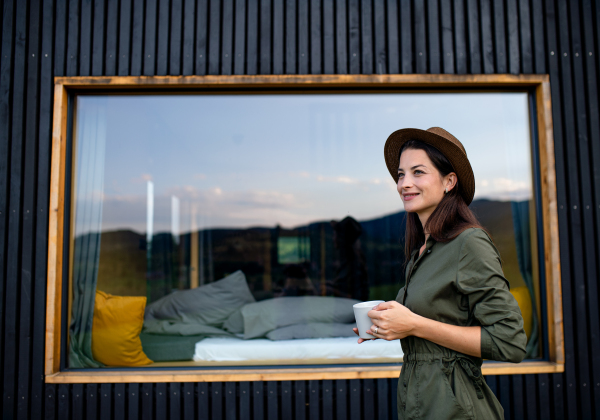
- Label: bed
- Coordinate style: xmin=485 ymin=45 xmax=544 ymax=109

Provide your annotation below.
xmin=145 ymin=336 xmax=403 ymax=367
xmin=142 ymin=271 xmax=402 ymax=366
xmin=192 ymin=336 xmax=403 ymax=365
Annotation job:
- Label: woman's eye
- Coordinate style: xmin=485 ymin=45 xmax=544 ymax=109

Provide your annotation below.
xmin=414 ymin=170 xmax=424 ymax=175
xmin=397 ymin=173 xmax=404 ymax=178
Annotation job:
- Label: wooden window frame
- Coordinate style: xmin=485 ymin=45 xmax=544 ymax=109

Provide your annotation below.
xmin=45 ymin=74 xmax=564 ymax=384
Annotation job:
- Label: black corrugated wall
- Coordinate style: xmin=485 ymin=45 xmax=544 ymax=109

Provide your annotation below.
xmin=1 ymin=0 xmax=599 ymax=418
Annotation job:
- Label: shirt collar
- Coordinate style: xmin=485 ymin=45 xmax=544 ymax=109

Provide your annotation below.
xmin=409 ymin=236 xmax=436 ymax=260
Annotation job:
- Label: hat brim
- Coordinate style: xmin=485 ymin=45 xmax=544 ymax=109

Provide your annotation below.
xmin=384 ymin=128 xmax=475 ymax=205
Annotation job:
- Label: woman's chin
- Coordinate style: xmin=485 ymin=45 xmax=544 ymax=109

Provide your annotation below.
xmin=403 ymin=202 xmax=420 ymax=213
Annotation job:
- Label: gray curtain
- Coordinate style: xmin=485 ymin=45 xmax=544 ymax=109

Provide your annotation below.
xmin=68 ymin=98 xmax=107 ymax=368
xmin=511 ymin=200 xmax=539 ymax=359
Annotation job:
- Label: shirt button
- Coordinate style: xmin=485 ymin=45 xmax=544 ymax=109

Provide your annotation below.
xmin=427 ymin=249 xmax=431 ymax=253
xmin=403 ymin=381 xmax=407 ymax=387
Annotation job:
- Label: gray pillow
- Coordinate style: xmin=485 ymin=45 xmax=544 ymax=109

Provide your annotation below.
xmin=223 ymin=307 xmax=244 ymax=333
xmin=143 ymin=319 xmax=234 ymax=337
xmin=242 ymin=296 xmax=360 ymax=339
xmin=144 ymin=270 xmax=255 ymax=327
xmin=266 ymin=322 xmax=357 ymax=340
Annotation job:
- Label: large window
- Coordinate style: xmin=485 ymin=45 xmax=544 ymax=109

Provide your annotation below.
xmin=46 ymin=75 xmax=563 ymax=381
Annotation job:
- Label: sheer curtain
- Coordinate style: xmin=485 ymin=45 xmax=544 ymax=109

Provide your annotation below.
xmin=511 ymin=200 xmax=539 ymax=359
xmin=500 ymin=95 xmax=539 ymax=358
xmin=69 ymin=97 xmax=107 ymax=368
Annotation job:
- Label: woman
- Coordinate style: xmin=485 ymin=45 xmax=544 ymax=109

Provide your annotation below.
xmin=326 ymin=216 xmax=370 ymax=301
xmin=355 ymin=127 xmax=527 ymax=419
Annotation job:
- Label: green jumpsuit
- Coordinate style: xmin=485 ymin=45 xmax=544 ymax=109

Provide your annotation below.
xmin=396 ymin=228 xmax=527 ymax=420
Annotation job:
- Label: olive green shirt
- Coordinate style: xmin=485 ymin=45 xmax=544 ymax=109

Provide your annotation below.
xmin=396 ymin=228 xmax=527 ymax=420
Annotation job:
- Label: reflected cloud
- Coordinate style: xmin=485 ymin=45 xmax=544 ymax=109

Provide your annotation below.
xmin=475 ymin=177 xmax=531 ymax=201
xmin=316 ymin=175 xmax=358 ymax=184
xmin=98 ymin=186 xmax=309 ymax=233
xmin=315 ymin=175 xmax=396 ymax=192
xmin=493 ymin=177 xmax=530 ymax=191
xmin=130 ymin=173 xmax=153 ymax=184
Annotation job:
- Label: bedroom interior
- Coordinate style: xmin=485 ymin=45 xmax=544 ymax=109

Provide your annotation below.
xmin=64 ymin=90 xmax=540 ymax=369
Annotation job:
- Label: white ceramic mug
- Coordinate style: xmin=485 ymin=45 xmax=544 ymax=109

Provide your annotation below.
xmin=353 ymin=300 xmax=385 ymax=339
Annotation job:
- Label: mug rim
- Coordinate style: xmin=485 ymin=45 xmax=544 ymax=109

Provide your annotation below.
xmin=352 ymin=300 xmax=385 ymax=308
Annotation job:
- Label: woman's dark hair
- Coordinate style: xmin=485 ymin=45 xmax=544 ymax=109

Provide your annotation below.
xmin=400 ymin=139 xmax=486 ymax=261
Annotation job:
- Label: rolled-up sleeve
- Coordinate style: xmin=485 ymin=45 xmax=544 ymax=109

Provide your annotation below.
xmin=456 ymin=229 xmax=527 ymax=363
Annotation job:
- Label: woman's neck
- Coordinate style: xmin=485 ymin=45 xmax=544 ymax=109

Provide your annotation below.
xmin=417 ymin=209 xmax=433 ymax=232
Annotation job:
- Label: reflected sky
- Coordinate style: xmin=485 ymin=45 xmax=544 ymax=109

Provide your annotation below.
xmin=75 ymin=93 xmax=532 ymax=234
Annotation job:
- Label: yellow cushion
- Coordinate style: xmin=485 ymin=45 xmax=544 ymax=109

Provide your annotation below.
xmin=510 ymin=286 xmax=533 ymax=339
xmin=92 ymin=290 xmax=153 ymax=366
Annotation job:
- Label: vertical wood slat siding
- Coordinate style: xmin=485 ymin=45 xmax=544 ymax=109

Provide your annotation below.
xmin=581 ymin=0 xmax=600 ymax=409
xmin=272 ymin=0 xmax=284 ymax=74
xmin=79 ymin=0 xmax=92 ymax=76
xmin=105 ymin=0 xmax=119 ymax=76
xmin=556 ymin=0 xmax=592 ymax=417
xmin=30 ymin=1 xmax=54 ymax=418
xmin=118 ymin=0 xmax=131 ymax=76
xmin=310 ymin=0 xmax=321 ymax=75
xmin=348 ymin=0 xmax=359 ymax=74
xmin=322 ymin=0 xmax=334 ymax=74
xmin=297 ymin=0 xmax=309 ymax=74
xmin=130 ymin=0 xmax=144 ymax=76
xmin=453 ymin=0 xmax=467 ymax=74
xmin=1 ymin=1 xmax=600 ymax=419
xmin=570 ymin=0 xmax=600 ymax=416
xmin=4 ymin=3 xmax=28 ymax=420
xmin=386 ymin=0 xmax=400 ymax=75
xmin=17 ymin=1 xmax=42 ymax=418
xmin=544 ymin=3 xmax=571 ymax=417
xmin=413 ymin=0 xmax=426 ymax=74
xmin=156 ymin=0 xmax=170 ymax=76
xmin=440 ymin=0 xmax=454 ymax=73
xmin=373 ymin=0 xmax=386 ymax=74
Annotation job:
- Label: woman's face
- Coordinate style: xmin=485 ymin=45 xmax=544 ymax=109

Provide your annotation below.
xmin=397 ymin=148 xmax=455 ymax=220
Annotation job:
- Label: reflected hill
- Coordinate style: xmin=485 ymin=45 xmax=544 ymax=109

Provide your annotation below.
xmin=93 ymin=199 xmax=526 ymax=302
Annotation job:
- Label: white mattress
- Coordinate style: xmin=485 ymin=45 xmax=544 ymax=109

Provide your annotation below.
xmin=193 ymin=336 xmax=403 ymax=363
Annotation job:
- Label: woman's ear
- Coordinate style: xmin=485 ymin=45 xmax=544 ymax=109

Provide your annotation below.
xmin=445 ymin=173 xmax=458 ymax=192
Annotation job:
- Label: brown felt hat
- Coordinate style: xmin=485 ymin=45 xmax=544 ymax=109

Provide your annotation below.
xmin=383 ymin=127 xmax=475 ymax=205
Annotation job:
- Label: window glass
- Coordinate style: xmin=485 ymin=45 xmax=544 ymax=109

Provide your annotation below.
xmin=68 ymin=92 xmax=540 ymax=368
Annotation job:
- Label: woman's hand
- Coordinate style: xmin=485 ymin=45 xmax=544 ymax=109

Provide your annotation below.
xmin=367 ymin=301 xmax=420 ymax=341
xmin=364 ymin=301 xmax=482 ymax=357
xmin=352 ymin=327 xmax=374 ymax=344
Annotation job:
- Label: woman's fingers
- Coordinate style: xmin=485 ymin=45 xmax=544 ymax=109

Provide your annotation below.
xmin=354 ymin=327 xmax=373 ymax=343
xmin=376 ymin=301 xmax=399 ymax=310
xmin=368 ymin=301 xmax=405 ymax=320
xmin=370 ymin=325 xmax=392 ymax=340
xmin=368 ymin=309 xmax=386 ymax=319
xmin=369 ymin=324 xmax=382 ymax=335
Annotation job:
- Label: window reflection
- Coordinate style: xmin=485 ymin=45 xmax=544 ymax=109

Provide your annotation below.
xmin=69 ymin=93 xmax=540 ymax=368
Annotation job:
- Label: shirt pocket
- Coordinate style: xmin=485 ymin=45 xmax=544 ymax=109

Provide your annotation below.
xmin=441 ymin=360 xmax=475 ymax=419
xmin=415 ymin=362 xmax=473 ymax=420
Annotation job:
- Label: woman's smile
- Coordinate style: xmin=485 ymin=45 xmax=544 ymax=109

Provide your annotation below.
xmin=402 ymin=192 xmax=420 ymax=201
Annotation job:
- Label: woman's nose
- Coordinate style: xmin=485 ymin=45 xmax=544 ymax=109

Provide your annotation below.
xmin=398 ymin=177 xmax=412 ymax=190
xmin=398 ymin=181 xmax=409 ymax=194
